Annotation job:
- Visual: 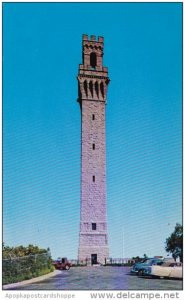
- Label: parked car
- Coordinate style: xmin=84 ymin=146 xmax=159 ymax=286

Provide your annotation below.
xmin=131 ymin=258 xmax=164 ymax=276
xmin=53 ymin=257 xmax=71 ymax=270
xmin=143 ymin=260 xmax=182 ymax=279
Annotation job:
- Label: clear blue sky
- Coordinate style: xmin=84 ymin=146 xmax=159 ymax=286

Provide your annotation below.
xmin=3 ymin=3 xmax=182 ymax=259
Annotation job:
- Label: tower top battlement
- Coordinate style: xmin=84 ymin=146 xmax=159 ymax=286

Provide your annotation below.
xmin=77 ymin=34 xmax=109 ymax=103
xmin=82 ymin=34 xmax=104 ymax=43
xmin=79 ymin=34 xmax=107 ymax=74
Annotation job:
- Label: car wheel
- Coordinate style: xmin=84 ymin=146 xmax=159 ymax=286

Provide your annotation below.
xmin=138 ymin=270 xmax=144 ymax=276
xmin=65 ymin=265 xmax=70 ymax=270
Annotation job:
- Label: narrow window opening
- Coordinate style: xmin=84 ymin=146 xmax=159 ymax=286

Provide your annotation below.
xmin=93 ymin=175 xmax=95 ymax=182
xmin=92 ymin=114 xmax=95 ymax=120
xmin=84 ymin=80 xmax=88 ymax=97
xmin=90 ymin=52 xmax=97 ymax=69
xmin=92 ymin=223 xmax=96 ymax=230
xmin=93 ymin=144 xmax=95 ymax=150
xmin=95 ymin=81 xmax=99 ymax=98
xmin=89 ymin=81 xmax=93 ymax=97
xmin=100 ymin=82 xmax=104 ymax=98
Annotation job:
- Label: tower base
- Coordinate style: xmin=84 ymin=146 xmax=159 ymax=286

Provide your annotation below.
xmin=78 ymin=246 xmax=109 ymax=265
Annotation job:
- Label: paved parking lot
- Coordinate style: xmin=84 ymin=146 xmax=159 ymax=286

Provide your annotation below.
xmin=9 ymin=267 xmax=182 ymax=290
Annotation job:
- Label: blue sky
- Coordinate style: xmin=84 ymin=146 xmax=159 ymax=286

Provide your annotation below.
xmin=3 ymin=2 xmax=182 ymax=259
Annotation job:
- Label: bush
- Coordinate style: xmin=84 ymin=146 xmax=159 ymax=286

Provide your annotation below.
xmin=2 ymin=244 xmax=54 ymax=285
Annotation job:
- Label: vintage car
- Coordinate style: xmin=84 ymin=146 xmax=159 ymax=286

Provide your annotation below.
xmin=52 ymin=257 xmax=71 ymax=270
xmin=143 ymin=260 xmax=182 ymax=279
xmin=131 ymin=258 xmax=164 ymax=276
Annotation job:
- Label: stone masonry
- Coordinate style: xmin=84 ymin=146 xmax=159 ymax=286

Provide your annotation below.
xmin=77 ymin=34 xmax=110 ymax=265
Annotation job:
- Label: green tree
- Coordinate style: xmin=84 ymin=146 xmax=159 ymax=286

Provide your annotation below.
xmin=2 ymin=243 xmax=48 ymax=258
xmin=14 ymin=245 xmax=25 ymax=257
xmin=165 ymin=223 xmax=183 ymax=262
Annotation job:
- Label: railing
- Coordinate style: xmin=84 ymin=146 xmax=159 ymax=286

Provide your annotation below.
xmin=69 ymin=258 xmax=135 ymax=266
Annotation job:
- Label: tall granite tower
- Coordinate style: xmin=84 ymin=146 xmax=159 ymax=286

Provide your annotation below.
xmin=77 ymin=34 xmax=110 ymax=265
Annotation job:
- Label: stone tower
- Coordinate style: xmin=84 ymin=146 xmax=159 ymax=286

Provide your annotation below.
xmin=77 ymin=34 xmax=110 ymax=265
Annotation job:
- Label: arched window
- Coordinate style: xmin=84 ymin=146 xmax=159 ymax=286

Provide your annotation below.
xmin=84 ymin=80 xmax=88 ymax=97
xmin=100 ymin=82 xmax=104 ymax=98
xmin=89 ymin=81 xmax=93 ymax=97
xmin=95 ymin=81 xmax=99 ymax=98
xmin=90 ymin=52 xmax=97 ymax=69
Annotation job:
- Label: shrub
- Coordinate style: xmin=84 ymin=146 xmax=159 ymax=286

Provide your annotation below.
xmin=2 ymin=244 xmax=54 ymax=285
